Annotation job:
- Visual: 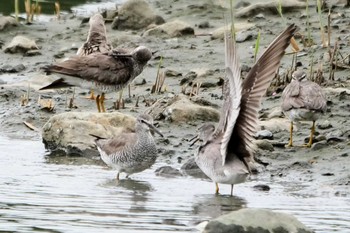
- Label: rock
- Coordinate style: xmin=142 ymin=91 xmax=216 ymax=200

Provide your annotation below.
xmin=210 ymin=22 xmax=254 ymax=40
xmin=255 ymin=130 xmax=273 ymax=140
xmin=0 ymin=16 xmax=18 ymax=31
xmin=0 ymin=64 xmax=25 ymax=73
xmin=111 ymin=0 xmax=164 ymax=30
xmin=235 ymin=0 xmax=306 ymax=18
xmin=24 ymin=49 xmax=42 ymax=56
xmin=198 ymin=21 xmax=210 ymax=28
xmin=162 ymin=95 xmax=220 ymax=123
xmin=255 ymin=139 xmax=274 ymax=151
xmin=42 ymin=112 xmax=136 ymax=157
xmin=258 ymin=118 xmax=290 ymax=133
xmin=318 ymin=120 xmax=332 ymax=129
xmin=253 ymin=184 xmax=270 ymax=191
xmin=311 ymin=141 xmax=328 ymax=151
xmin=4 ymin=36 xmax=39 ymax=54
xmin=181 ymin=157 xmax=208 ymax=179
xmin=235 ymin=30 xmax=257 ymax=43
xmin=203 ymin=208 xmax=314 ymax=233
xmin=155 ymin=166 xmax=183 ymax=177
xmin=143 ymin=20 xmax=194 ymax=38
xmin=165 ymin=69 xmax=182 ymax=77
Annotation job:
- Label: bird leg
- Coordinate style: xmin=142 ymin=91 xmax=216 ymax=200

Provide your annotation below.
xmin=230 ymin=184 xmax=234 ymax=196
xmin=96 ymin=95 xmax=101 ymax=112
xmin=305 ymin=121 xmax=315 ymax=148
xmin=85 ymin=88 xmax=96 ymax=100
xmin=286 ymin=121 xmax=294 ymax=147
xmin=100 ymin=93 xmax=106 ymax=112
xmin=215 ymin=182 xmax=219 ymax=194
xmin=116 ymin=172 xmax=120 ymax=180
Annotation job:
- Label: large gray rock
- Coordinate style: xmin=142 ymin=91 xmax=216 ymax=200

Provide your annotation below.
xmin=143 ymin=20 xmax=194 ymax=38
xmin=211 ymin=22 xmax=254 ymax=40
xmin=145 ymin=94 xmax=220 ymax=123
xmin=4 ymin=35 xmax=39 ymax=54
xmin=42 ymin=112 xmax=136 ymax=157
xmin=112 ymin=0 xmax=164 ymax=30
xmin=0 ymin=16 xmax=18 ymax=31
xmin=203 ymin=208 xmax=314 ymax=233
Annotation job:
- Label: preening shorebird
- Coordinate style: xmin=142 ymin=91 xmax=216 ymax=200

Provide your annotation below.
xmin=40 ymin=45 xmax=152 ymax=112
xmin=281 ymin=70 xmax=327 ymax=147
xmin=191 ymin=24 xmax=297 ymax=195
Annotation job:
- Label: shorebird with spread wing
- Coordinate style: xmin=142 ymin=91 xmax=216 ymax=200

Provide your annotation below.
xmin=191 ymin=24 xmax=297 ymax=195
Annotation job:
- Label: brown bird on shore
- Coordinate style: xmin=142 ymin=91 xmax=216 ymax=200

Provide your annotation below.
xmin=281 ymin=70 xmax=327 ymax=147
xmin=191 ymin=24 xmax=297 ymax=195
xmin=40 ymin=46 xmax=152 ymax=112
xmin=77 ymin=13 xmax=113 ymax=103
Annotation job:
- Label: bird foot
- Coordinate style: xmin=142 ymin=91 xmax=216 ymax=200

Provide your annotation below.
xmin=302 ymin=143 xmax=312 ymax=148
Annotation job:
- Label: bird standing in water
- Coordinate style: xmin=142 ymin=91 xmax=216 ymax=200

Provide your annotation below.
xmin=92 ymin=114 xmax=164 ymax=180
xmin=281 ymin=70 xmax=327 ymax=147
xmin=191 ymin=24 xmax=297 ymax=195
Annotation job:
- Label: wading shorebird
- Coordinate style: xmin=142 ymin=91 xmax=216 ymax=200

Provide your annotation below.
xmin=281 ymin=70 xmax=327 ymax=147
xmin=92 ymin=114 xmax=164 ymax=180
xmin=191 ymin=24 xmax=297 ymax=195
xmin=40 ymin=45 xmax=152 ymax=112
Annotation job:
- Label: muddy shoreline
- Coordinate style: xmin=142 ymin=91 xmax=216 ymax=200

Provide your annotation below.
xmin=1 ymin=0 xmax=349 ymax=203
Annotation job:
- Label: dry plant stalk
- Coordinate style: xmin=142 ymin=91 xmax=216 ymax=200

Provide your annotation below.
xmin=315 ymin=60 xmax=324 ymax=84
xmin=24 ymin=0 xmax=32 ymax=23
xmin=327 ymin=9 xmax=331 ymax=48
xmin=290 ymin=37 xmax=300 ymax=53
xmin=151 ymin=57 xmax=164 ymax=94
xmin=329 ymin=41 xmax=338 ymax=81
xmin=14 ymin=0 xmax=19 ymax=22
xmin=317 ymin=0 xmax=327 ymax=47
xmin=38 ymin=95 xmax=55 ymax=111
xmin=55 ymin=1 xmax=61 ymax=20
xmin=23 ymin=121 xmax=39 ymax=131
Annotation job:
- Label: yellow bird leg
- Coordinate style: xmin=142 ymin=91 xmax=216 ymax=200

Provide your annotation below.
xmin=306 ymin=121 xmax=315 ymax=148
xmin=230 ymin=184 xmax=234 ymax=196
xmin=215 ymin=182 xmax=219 ymax=194
xmin=85 ymin=89 xmax=96 ymax=100
xmin=286 ymin=121 xmax=293 ymax=147
xmin=100 ymin=93 xmax=106 ymax=112
xmin=96 ymin=95 xmax=101 ymax=113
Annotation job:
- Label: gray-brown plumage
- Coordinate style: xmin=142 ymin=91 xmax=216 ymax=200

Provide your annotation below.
xmin=192 ymin=24 xmax=297 ymax=195
xmin=93 ymin=114 xmax=163 ymax=180
xmin=76 ymin=13 xmax=112 ymax=56
xmin=281 ymin=70 xmax=327 ymax=147
xmin=40 ymin=46 xmax=152 ymax=112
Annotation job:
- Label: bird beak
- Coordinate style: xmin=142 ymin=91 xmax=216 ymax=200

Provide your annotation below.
xmin=144 ymin=121 xmax=164 ymax=137
xmin=189 ymin=135 xmax=200 ymax=147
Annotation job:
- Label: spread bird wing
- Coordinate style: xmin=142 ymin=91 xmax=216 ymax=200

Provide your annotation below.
xmin=226 ymin=24 xmax=297 ymax=163
xmin=216 ymin=31 xmax=242 ymax=166
xmin=77 ymin=14 xmax=112 ymax=56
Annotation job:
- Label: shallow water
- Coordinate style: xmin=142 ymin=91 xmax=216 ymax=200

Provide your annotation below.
xmin=0 ymin=135 xmax=349 ymax=232
xmin=0 ymin=0 xmax=121 ymax=17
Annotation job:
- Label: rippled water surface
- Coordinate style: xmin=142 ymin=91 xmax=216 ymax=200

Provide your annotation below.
xmin=0 ymin=136 xmax=349 ymax=232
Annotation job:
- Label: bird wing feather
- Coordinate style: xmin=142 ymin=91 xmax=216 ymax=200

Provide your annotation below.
xmin=217 ymin=32 xmax=242 ymax=166
xmin=226 ymin=24 xmax=297 ymax=163
xmin=96 ymin=133 xmax=137 ymax=155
